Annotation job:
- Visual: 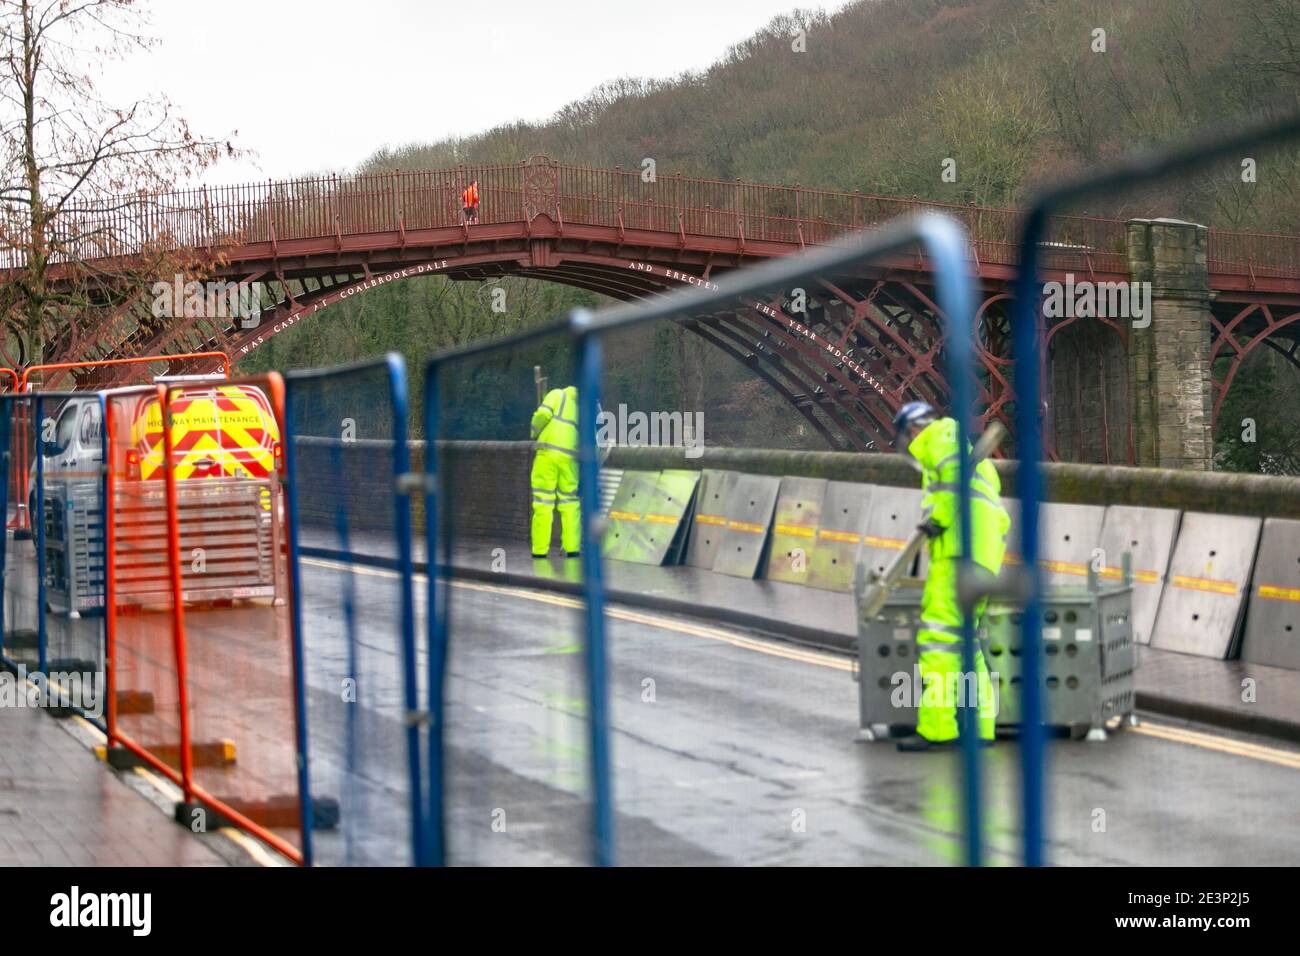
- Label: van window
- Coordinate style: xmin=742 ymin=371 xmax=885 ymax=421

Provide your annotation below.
xmin=51 ymin=404 xmax=77 ymax=455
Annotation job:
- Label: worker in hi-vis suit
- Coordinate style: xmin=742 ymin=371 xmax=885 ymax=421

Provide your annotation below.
xmin=530 ymin=384 xmax=580 ymax=558
xmin=892 ymin=401 xmax=1010 ymax=752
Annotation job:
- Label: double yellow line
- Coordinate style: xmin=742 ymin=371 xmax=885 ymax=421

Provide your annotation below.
xmin=1128 ymin=720 xmax=1300 ymax=770
xmin=71 ymin=715 xmax=285 ymax=866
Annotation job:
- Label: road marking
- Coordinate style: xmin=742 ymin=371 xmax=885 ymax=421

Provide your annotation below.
xmin=126 ymin=767 xmax=282 ymax=866
xmin=1129 ymin=720 xmax=1300 ymax=770
xmin=71 ymin=715 xmax=280 ymax=866
xmin=301 ymin=556 xmax=1300 ymax=769
xmin=303 ymin=556 xmax=849 ymax=671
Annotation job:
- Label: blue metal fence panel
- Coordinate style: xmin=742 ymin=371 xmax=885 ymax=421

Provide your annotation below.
xmin=421 ymin=324 xmax=601 ymax=866
xmin=0 ymin=391 xmax=108 ymax=725
xmin=421 ymin=363 xmax=444 ymax=867
xmin=572 ymin=316 xmax=614 ymax=866
xmin=1009 ymin=112 xmax=1300 ymax=867
xmin=420 ymin=212 xmax=987 ymax=865
xmin=284 ymin=354 xmax=422 ymax=866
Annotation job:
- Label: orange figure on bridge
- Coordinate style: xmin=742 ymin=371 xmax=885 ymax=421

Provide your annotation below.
xmin=462 ymin=180 xmax=479 ymax=225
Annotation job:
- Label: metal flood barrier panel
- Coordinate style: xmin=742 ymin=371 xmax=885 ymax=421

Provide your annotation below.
xmin=1150 ymin=512 xmax=1263 ymax=659
xmin=602 ymin=469 xmax=699 ymax=566
xmin=658 ymin=470 xmax=702 ymax=565
xmin=763 ymin=476 xmax=827 ymax=585
xmin=855 ymin=573 xmax=1137 ymax=741
xmin=712 ymin=473 xmax=780 ymax=578
xmin=1003 ymin=500 xmax=1106 ymax=587
xmin=856 ymin=486 xmax=921 ymax=581
xmin=684 ymin=469 xmax=737 ymax=569
xmin=808 ymin=481 xmax=874 ymax=592
xmin=1036 ymin=503 xmax=1106 ymax=587
xmin=602 ymin=470 xmax=659 ymax=563
xmin=1242 ymin=517 xmax=1300 ymax=670
xmin=1097 ymin=505 xmax=1180 ymax=646
xmin=597 ymin=468 xmax=623 ymax=515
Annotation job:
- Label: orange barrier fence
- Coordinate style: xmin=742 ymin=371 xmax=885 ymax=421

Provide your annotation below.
xmin=103 ymin=374 xmax=307 ymax=863
xmin=20 ymin=351 xmax=231 ymax=392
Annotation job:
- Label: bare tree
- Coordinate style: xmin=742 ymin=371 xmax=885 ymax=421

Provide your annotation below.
xmin=0 ymin=0 xmax=235 ymax=371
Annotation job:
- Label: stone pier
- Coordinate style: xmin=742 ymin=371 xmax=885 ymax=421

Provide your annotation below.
xmin=1125 ymin=217 xmax=1215 ymax=471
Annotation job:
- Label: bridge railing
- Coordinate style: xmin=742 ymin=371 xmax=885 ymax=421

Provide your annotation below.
xmin=1208 ymin=225 xmax=1300 ymax=279
xmin=3 ymin=159 xmax=1297 ymax=283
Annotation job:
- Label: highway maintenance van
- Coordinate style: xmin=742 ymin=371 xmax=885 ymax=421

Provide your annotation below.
xmin=34 ymin=383 xmax=286 ymax=610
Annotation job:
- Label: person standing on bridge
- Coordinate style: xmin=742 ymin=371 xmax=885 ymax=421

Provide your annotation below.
xmin=892 ymin=401 xmax=1009 ymax=752
xmin=530 ymin=383 xmax=581 ymax=558
xmin=462 ymin=179 xmax=480 ymax=225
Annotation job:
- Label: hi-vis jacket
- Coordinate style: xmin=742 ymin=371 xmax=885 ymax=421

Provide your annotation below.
xmin=531 ymin=386 xmax=579 ymax=456
xmin=907 ymin=417 xmax=1010 ymax=573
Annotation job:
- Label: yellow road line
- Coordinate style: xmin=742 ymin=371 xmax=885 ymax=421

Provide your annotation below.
xmin=1129 ymin=720 xmax=1300 ymax=770
xmin=463 ymin=577 xmax=851 ymax=671
xmin=125 ymin=766 xmax=281 ymax=866
xmin=305 ymin=556 xmax=848 ymax=671
xmin=301 ymin=557 xmax=1300 ymax=768
xmin=72 ymin=715 xmax=280 ymax=866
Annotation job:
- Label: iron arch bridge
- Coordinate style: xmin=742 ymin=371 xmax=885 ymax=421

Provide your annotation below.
xmin=8 ymin=156 xmax=1300 ymax=458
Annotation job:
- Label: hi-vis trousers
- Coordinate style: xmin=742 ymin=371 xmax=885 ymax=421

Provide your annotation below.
xmin=916 ymin=557 xmax=998 ymax=742
xmin=530 ymin=447 xmax=580 ymax=555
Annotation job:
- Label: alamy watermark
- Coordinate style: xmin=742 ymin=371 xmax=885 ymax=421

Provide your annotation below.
xmin=889 ymin=665 xmax=1000 ymax=718
xmin=596 ymin=403 xmax=704 ymax=459
xmin=1042 ymin=273 xmax=1151 ymax=329
xmin=153 ymin=275 xmax=264 ymax=327
xmin=50 ymin=886 xmax=150 ymax=936
xmin=0 ymin=665 xmax=102 ymax=718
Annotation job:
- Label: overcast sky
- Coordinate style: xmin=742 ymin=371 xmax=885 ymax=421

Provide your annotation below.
xmin=99 ymin=0 xmax=842 ymax=186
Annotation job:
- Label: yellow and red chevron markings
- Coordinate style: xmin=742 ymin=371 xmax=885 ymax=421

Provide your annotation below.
xmin=129 ymin=385 xmax=279 ymax=481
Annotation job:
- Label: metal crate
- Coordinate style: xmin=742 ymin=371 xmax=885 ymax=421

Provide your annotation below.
xmin=853 ymin=565 xmax=1137 ymax=742
xmin=42 ymin=478 xmax=105 ymax=616
xmin=111 ymin=478 xmax=280 ymax=605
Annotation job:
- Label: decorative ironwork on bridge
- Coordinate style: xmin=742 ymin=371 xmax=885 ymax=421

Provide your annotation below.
xmin=5 ymin=157 xmax=1300 ymax=460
